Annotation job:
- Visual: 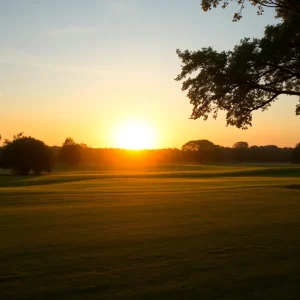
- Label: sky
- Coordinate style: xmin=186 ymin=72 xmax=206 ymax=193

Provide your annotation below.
xmin=1 ymin=0 xmax=299 ymax=148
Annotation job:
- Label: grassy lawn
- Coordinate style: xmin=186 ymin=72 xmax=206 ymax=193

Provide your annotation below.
xmin=1 ymin=165 xmax=300 ymax=299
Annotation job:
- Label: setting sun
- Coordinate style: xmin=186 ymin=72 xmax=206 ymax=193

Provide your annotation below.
xmin=114 ymin=120 xmax=156 ymax=150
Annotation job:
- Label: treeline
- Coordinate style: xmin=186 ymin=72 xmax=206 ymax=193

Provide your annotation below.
xmin=1 ymin=134 xmax=300 ymax=175
xmin=54 ymin=139 xmax=299 ymax=166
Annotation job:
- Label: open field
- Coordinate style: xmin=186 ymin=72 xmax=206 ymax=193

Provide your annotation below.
xmin=1 ymin=165 xmax=300 ymax=299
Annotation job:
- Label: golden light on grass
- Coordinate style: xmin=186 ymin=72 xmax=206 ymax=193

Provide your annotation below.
xmin=114 ymin=120 xmax=156 ymax=150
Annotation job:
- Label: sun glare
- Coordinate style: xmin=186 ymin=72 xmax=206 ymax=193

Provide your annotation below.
xmin=114 ymin=120 xmax=156 ymax=150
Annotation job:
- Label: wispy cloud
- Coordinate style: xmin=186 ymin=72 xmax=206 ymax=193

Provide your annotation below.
xmin=0 ymin=49 xmax=115 ymax=75
xmin=49 ymin=26 xmax=94 ymax=37
xmin=106 ymin=0 xmax=139 ymax=15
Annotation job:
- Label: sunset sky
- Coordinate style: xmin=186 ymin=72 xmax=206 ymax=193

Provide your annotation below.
xmin=1 ymin=0 xmax=299 ymax=148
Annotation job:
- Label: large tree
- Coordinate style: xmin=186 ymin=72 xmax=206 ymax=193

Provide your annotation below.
xmin=176 ymin=0 xmax=300 ymax=129
xmin=201 ymin=0 xmax=300 ymax=21
xmin=0 ymin=133 xmax=54 ymax=175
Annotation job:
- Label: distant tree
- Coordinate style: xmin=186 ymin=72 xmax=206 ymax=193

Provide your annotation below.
xmin=182 ymin=139 xmax=217 ymax=162
xmin=176 ymin=0 xmax=300 ymax=129
xmin=63 ymin=137 xmax=77 ymax=146
xmin=80 ymin=143 xmax=88 ymax=148
xmin=233 ymin=141 xmax=249 ymax=149
xmin=233 ymin=141 xmax=249 ymax=163
xmin=0 ymin=133 xmax=54 ymax=175
xmin=210 ymin=145 xmax=227 ymax=162
xmin=58 ymin=137 xmax=82 ymax=166
xmin=291 ymin=143 xmax=300 ymax=163
xmin=182 ymin=139 xmax=215 ymax=152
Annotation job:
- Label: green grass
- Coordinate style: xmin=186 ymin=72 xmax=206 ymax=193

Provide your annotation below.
xmin=1 ymin=165 xmax=300 ymax=299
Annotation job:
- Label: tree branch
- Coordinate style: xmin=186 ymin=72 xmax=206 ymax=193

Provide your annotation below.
xmin=251 ymin=83 xmax=300 ymax=96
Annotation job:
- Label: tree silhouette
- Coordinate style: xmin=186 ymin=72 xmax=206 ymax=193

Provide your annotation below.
xmin=182 ymin=139 xmax=218 ymax=162
xmin=233 ymin=141 xmax=249 ymax=149
xmin=182 ymin=139 xmax=215 ymax=152
xmin=201 ymin=1 xmax=300 ymax=22
xmin=58 ymin=137 xmax=82 ymax=166
xmin=291 ymin=143 xmax=300 ymax=163
xmin=0 ymin=133 xmax=54 ymax=175
xmin=176 ymin=0 xmax=300 ymax=128
xmin=233 ymin=141 xmax=249 ymax=163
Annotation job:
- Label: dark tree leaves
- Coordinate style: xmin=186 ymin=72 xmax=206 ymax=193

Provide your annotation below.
xmin=201 ymin=0 xmax=300 ymax=21
xmin=58 ymin=137 xmax=82 ymax=166
xmin=176 ymin=5 xmax=300 ymax=129
xmin=291 ymin=142 xmax=300 ymax=163
xmin=0 ymin=134 xmax=54 ymax=175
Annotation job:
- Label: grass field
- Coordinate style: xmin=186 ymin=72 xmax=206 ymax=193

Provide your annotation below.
xmin=1 ymin=165 xmax=300 ymax=299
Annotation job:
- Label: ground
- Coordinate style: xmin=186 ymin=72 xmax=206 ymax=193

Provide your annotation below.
xmin=1 ymin=165 xmax=300 ymax=299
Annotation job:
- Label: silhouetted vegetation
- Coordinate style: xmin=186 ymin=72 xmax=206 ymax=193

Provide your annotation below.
xmin=58 ymin=137 xmax=82 ymax=166
xmin=1 ymin=134 xmax=299 ymax=175
xmin=0 ymin=133 xmax=54 ymax=175
xmin=176 ymin=0 xmax=300 ymax=128
xmin=233 ymin=141 xmax=249 ymax=163
xmin=291 ymin=143 xmax=300 ymax=164
xmin=50 ymin=139 xmax=295 ymax=166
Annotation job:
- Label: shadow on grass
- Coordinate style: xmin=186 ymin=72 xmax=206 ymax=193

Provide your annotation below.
xmin=284 ymin=184 xmax=300 ymax=190
xmin=0 ymin=174 xmax=96 ymax=188
xmin=0 ymin=166 xmax=300 ymax=188
xmin=0 ymin=174 xmax=41 ymax=188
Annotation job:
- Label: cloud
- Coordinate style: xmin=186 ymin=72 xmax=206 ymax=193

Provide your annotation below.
xmin=49 ymin=26 xmax=94 ymax=37
xmin=0 ymin=49 xmax=115 ymax=75
xmin=106 ymin=0 xmax=138 ymax=15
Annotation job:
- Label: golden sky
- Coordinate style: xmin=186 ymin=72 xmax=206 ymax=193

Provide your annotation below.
xmin=1 ymin=0 xmax=300 ymax=148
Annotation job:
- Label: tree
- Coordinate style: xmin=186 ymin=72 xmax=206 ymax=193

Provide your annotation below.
xmin=182 ymin=139 xmax=217 ymax=162
xmin=176 ymin=0 xmax=300 ymax=129
xmin=58 ymin=137 xmax=82 ymax=166
xmin=182 ymin=139 xmax=215 ymax=152
xmin=291 ymin=143 xmax=300 ymax=163
xmin=201 ymin=1 xmax=300 ymax=22
xmin=233 ymin=141 xmax=249 ymax=162
xmin=233 ymin=141 xmax=249 ymax=149
xmin=0 ymin=133 xmax=54 ymax=175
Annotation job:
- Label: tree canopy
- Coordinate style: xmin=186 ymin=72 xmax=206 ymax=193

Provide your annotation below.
xmin=182 ymin=139 xmax=215 ymax=152
xmin=58 ymin=137 xmax=82 ymax=166
xmin=0 ymin=133 xmax=54 ymax=175
xmin=176 ymin=0 xmax=300 ymax=129
xmin=201 ymin=0 xmax=300 ymax=21
xmin=291 ymin=142 xmax=300 ymax=163
xmin=233 ymin=141 xmax=249 ymax=148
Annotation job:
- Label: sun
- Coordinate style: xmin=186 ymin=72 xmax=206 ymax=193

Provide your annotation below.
xmin=114 ymin=120 xmax=156 ymax=150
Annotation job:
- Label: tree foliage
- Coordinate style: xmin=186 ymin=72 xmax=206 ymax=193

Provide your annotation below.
xmin=182 ymin=139 xmax=215 ymax=152
xmin=0 ymin=133 xmax=54 ymax=175
xmin=58 ymin=137 xmax=82 ymax=166
xmin=181 ymin=139 xmax=225 ymax=162
xmin=176 ymin=0 xmax=300 ymax=129
xmin=233 ymin=141 xmax=249 ymax=162
xmin=201 ymin=0 xmax=300 ymax=21
xmin=48 ymin=140 xmax=294 ymax=165
xmin=291 ymin=142 xmax=300 ymax=163
xmin=233 ymin=141 xmax=249 ymax=148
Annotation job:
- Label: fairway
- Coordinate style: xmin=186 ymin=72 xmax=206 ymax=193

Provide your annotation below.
xmin=1 ymin=165 xmax=300 ymax=299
